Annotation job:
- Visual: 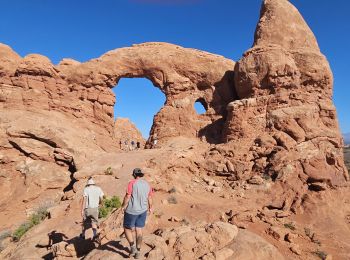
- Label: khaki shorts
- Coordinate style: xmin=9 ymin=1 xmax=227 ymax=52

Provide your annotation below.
xmin=84 ymin=208 xmax=99 ymax=228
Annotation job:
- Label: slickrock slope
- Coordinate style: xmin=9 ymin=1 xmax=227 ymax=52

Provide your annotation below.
xmin=0 ymin=0 xmax=349 ymax=259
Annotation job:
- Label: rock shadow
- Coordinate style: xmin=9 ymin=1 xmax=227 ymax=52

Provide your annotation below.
xmin=39 ymin=233 xmax=96 ymax=259
xmin=198 ymin=70 xmax=237 ymax=144
xmin=95 ymin=240 xmax=130 ymax=258
xmin=198 ymin=118 xmax=226 ymax=144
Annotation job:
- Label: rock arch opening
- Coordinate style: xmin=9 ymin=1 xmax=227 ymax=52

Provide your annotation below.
xmin=112 ymin=77 xmax=166 ymax=149
xmin=194 ymin=98 xmax=208 ymax=115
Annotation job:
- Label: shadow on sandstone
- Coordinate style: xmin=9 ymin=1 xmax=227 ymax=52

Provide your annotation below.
xmin=39 ymin=235 xmax=96 ymax=259
xmin=197 ymin=70 xmax=238 ymax=145
xmin=36 ymin=230 xmax=68 ymax=250
xmin=89 ymin=240 xmax=130 ymax=258
xmin=38 ymin=230 xmax=131 ymax=259
xmin=198 ymin=118 xmax=226 ymax=144
xmin=212 ymin=70 xmax=237 ymax=115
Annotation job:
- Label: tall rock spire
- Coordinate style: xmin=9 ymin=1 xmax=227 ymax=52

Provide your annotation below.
xmin=254 ymin=0 xmax=319 ymax=50
xmin=234 ymin=0 xmax=332 ymax=99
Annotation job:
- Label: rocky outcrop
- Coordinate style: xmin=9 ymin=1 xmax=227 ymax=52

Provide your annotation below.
xmin=113 ymin=118 xmax=145 ymax=149
xmin=217 ymin=0 xmax=348 ymax=212
xmin=0 ymin=42 xmax=235 ymax=228
xmin=68 ymin=215 xmax=284 ymax=260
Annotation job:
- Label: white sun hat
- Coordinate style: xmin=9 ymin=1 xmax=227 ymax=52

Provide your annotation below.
xmin=87 ymin=178 xmax=95 ymax=185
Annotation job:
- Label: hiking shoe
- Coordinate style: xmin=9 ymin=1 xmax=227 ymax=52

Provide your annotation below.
xmin=79 ymin=233 xmax=85 ymax=239
xmin=134 ymin=250 xmax=140 ymax=259
xmin=130 ymin=245 xmax=137 ymax=257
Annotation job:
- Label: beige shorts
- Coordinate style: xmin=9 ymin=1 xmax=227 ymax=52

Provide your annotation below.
xmin=84 ymin=208 xmax=99 ymax=227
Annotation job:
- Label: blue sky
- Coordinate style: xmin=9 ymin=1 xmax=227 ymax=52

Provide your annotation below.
xmin=0 ymin=0 xmax=349 ymax=137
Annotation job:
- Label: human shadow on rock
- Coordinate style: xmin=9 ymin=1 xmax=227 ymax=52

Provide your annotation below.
xmin=92 ymin=240 xmax=130 ymax=258
xmin=40 ymin=234 xmax=96 ymax=259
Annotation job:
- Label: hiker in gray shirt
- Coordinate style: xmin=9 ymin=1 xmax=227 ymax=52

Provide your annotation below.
xmin=121 ymin=168 xmax=153 ymax=259
xmin=80 ymin=177 xmax=104 ymax=240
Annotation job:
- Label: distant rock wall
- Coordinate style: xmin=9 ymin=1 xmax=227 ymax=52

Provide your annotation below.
xmin=113 ymin=118 xmax=145 ymax=148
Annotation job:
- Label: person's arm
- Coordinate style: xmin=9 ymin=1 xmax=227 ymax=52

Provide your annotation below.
xmin=148 ymin=196 xmax=153 ymax=214
xmin=99 ymin=189 xmax=105 ymax=205
xmin=81 ymin=196 xmax=86 ymax=219
xmin=122 ymin=181 xmax=133 ymax=212
xmin=148 ymin=187 xmax=153 ymax=213
xmin=121 ymin=193 xmax=131 ymax=212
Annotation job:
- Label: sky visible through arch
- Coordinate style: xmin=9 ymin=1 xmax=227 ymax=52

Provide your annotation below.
xmin=113 ymin=78 xmax=165 ymax=138
xmin=0 ymin=0 xmax=349 ymax=135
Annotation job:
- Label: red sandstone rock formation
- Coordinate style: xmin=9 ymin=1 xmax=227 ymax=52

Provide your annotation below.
xmin=0 ymin=0 xmax=349 ymax=259
xmin=0 ymin=41 xmax=235 ymax=230
xmin=219 ymin=0 xmax=348 ymax=212
xmin=113 ymin=118 xmax=146 ymax=149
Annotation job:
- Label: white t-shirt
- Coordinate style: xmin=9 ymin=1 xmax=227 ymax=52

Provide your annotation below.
xmin=83 ymin=185 xmax=104 ymax=209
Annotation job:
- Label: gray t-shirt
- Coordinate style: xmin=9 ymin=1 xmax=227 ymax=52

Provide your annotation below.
xmin=126 ymin=179 xmax=152 ymax=215
xmin=83 ymin=185 xmax=104 ymax=209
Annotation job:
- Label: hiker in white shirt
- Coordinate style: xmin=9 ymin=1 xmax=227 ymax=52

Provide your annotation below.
xmin=80 ymin=177 xmax=104 ymax=240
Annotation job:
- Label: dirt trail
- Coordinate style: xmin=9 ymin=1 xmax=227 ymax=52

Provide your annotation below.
xmin=111 ymin=149 xmax=160 ymax=196
xmin=75 ymin=148 xmax=160 ymax=199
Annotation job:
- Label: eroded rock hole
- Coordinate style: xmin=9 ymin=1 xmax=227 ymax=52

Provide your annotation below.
xmin=194 ymin=98 xmax=208 ymax=115
xmin=112 ymin=78 xmax=166 ymax=148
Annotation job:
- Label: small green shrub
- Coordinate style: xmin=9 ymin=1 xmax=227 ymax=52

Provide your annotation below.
xmin=99 ymin=207 xmax=109 ymax=219
xmin=0 ymin=230 xmax=11 ymax=240
xmin=104 ymin=166 xmax=113 ymax=175
xmin=313 ymin=249 xmax=328 ymax=259
xmin=284 ymin=222 xmax=296 ymax=231
xmin=99 ymin=196 xmax=121 ymax=219
xmin=167 ymin=196 xmax=178 ymax=204
xmin=168 ymin=187 xmax=177 ymax=193
xmin=29 ymin=207 xmax=48 ymax=226
xmin=262 ymin=174 xmax=271 ymax=181
xmin=12 ymin=223 xmax=32 ymax=242
xmin=154 ymin=211 xmax=163 ymax=219
xmin=181 ymin=218 xmax=190 ymax=226
xmin=12 ymin=207 xmax=48 ymax=242
xmin=0 ymin=230 xmax=11 ymax=252
xmin=304 ymin=227 xmax=312 ymax=237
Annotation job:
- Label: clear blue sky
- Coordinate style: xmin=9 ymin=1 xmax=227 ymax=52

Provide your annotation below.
xmin=1 ymin=0 xmax=349 ymax=137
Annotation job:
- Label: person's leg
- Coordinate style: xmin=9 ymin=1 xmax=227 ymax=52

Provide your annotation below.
xmin=133 ymin=228 xmax=143 ymax=259
xmin=124 ymin=228 xmax=134 ymax=245
xmin=134 ymin=211 xmax=147 ymax=259
xmin=91 ymin=223 xmax=98 ymax=238
xmin=135 ymin=228 xmax=143 ymax=250
xmin=91 ymin=208 xmax=100 ymax=238
xmin=123 ymin=212 xmax=137 ymax=256
xmin=80 ymin=210 xmax=88 ymax=239
xmin=124 ymin=228 xmax=137 ymax=256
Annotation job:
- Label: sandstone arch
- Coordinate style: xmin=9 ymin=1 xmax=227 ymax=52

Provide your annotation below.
xmin=59 ymin=42 xmax=237 ymax=144
xmin=0 ymin=42 xmax=236 ymax=146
